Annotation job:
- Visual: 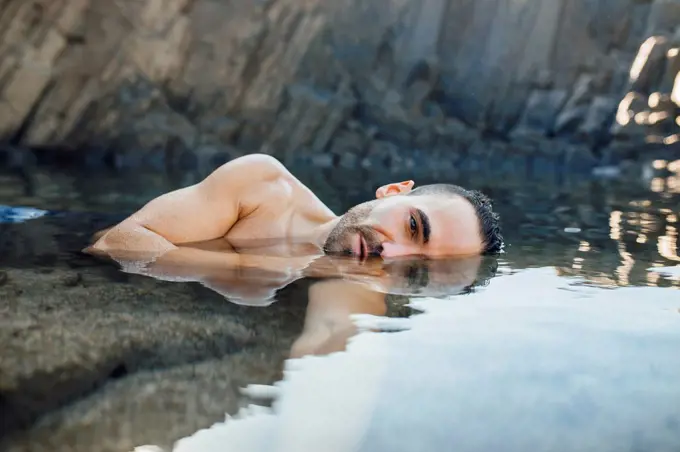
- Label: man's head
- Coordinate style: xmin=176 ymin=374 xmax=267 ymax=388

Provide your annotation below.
xmin=323 ymin=181 xmax=502 ymax=259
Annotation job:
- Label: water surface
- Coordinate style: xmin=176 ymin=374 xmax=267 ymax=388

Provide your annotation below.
xmin=1 ymin=161 xmax=679 ymax=452
xmin=173 ymin=269 xmax=680 ymax=452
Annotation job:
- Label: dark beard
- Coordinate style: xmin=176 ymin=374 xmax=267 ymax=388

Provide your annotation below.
xmin=323 ymin=200 xmax=383 ymax=256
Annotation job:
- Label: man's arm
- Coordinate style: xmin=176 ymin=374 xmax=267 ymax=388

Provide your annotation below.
xmin=290 ymin=279 xmax=387 ymax=358
xmin=89 ymin=154 xmax=287 ymax=254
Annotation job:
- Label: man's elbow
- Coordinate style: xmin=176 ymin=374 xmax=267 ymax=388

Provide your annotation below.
xmin=87 ymin=225 xmax=131 ymax=254
xmin=87 ymin=222 xmax=176 ymax=256
xmin=91 ymin=226 xmax=113 ymax=243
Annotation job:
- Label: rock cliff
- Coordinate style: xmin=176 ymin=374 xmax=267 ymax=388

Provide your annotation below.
xmin=0 ymin=0 xmax=679 ymax=170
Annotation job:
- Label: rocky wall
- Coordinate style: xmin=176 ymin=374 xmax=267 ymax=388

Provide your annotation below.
xmin=0 ymin=0 xmax=679 ymax=171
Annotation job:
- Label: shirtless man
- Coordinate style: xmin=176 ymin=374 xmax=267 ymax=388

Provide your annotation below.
xmin=86 ymin=153 xmax=501 ymax=358
xmin=90 ymin=153 xmax=503 ymax=259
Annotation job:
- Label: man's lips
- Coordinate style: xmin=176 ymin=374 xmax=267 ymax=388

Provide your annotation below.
xmin=352 ymin=233 xmax=368 ymax=261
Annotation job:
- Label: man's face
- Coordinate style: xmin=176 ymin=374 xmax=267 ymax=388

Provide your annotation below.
xmin=323 ymin=181 xmax=484 ymax=259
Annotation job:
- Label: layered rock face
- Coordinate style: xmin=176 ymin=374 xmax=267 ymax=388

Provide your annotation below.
xmin=0 ymin=0 xmax=679 ymax=169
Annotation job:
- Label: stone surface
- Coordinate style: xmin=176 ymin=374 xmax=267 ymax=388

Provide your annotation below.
xmin=628 ymin=36 xmax=670 ymax=94
xmin=511 ymin=90 xmax=568 ymax=139
xmin=577 ymin=96 xmax=620 ymax=145
xmin=0 ymin=0 xmax=678 ymax=167
xmin=645 ymin=0 xmax=680 ymax=36
xmin=0 ymin=210 xmax=310 ymax=451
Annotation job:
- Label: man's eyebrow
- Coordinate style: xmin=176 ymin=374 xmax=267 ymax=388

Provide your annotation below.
xmin=417 ymin=208 xmax=430 ymax=244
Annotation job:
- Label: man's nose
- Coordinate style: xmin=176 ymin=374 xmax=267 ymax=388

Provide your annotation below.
xmin=367 ymin=223 xmax=394 ymax=243
xmin=365 ymin=224 xmax=418 ymax=257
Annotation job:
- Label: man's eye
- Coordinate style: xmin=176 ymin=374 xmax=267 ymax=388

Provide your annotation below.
xmin=409 ymin=214 xmax=418 ymax=236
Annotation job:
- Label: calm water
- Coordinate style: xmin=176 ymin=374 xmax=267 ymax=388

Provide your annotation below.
xmin=1 ymin=161 xmax=680 ymax=452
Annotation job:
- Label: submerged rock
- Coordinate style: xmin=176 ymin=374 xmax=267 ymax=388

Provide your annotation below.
xmin=0 ymin=211 xmax=310 ymax=452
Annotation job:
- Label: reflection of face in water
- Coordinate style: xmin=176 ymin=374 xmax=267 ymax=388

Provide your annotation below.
xmin=344 ymin=255 xmax=498 ymax=297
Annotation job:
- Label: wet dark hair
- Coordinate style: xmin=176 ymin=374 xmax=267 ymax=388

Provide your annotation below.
xmin=407 ymin=183 xmax=503 ymax=254
xmin=384 ymin=256 xmax=500 ymax=317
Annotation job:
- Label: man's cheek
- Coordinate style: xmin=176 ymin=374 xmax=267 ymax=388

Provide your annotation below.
xmin=380 ymin=242 xmax=419 ymax=258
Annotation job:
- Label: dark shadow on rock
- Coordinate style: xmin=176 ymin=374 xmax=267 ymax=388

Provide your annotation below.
xmin=0 ymin=209 xmax=312 ymax=449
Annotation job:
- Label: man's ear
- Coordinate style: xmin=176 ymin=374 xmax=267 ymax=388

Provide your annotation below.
xmin=376 ymin=180 xmax=415 ymax=199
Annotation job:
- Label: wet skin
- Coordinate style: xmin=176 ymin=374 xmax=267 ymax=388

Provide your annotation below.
xmin=87 ymin=154 xmax=485 ymax=261
xmin=85 ymin=154 xmax=487 ymax=358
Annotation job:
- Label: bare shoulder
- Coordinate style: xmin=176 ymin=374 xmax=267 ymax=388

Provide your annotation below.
xmin=203 ymin=153 xmax=292 ymax=190
xmin=208 ymin=153 xmax=331 ymax=211
xmin=201 ymin=153 xmax=307 ymax=211
xmin=93 ymin=154 xmax=297 ymax=248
